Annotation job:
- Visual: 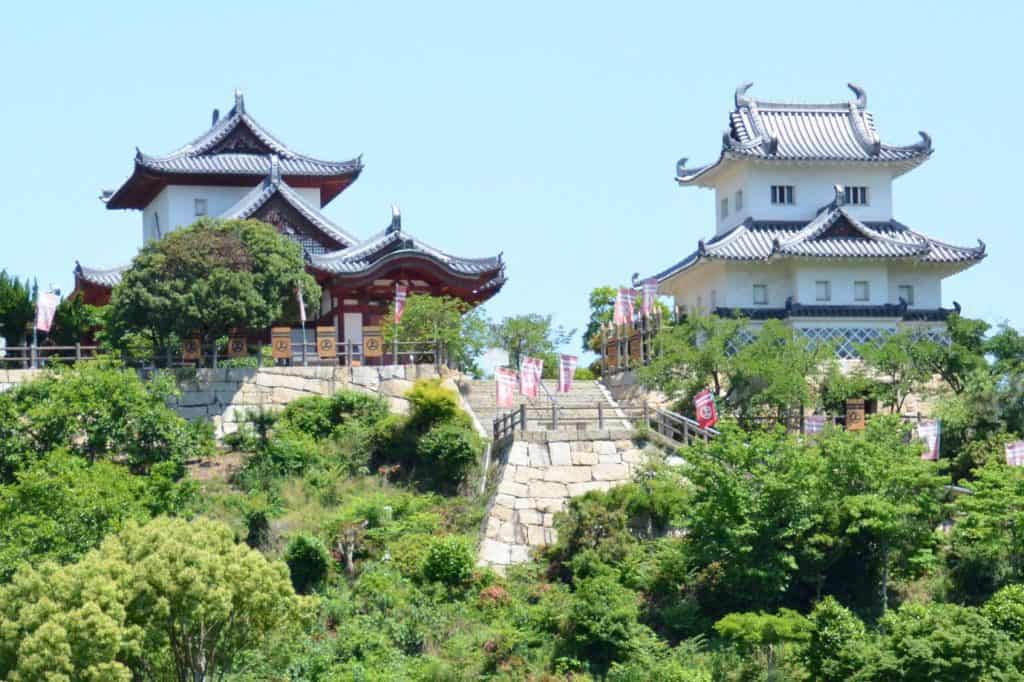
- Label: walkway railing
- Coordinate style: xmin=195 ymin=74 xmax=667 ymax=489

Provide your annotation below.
xmin=0 ymin=344 xmax=100 ymax=367
xmin=493 ymin=404 xmax=527 ymax=443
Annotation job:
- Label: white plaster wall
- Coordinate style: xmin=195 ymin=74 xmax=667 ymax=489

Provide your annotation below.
xmin=658 ymin=262 xmax=728 ymax=313
xmin=791 ymin=262 xmax=889 ymax=305
xmin=713 ymin=165 xmax=750 ymax=233
xmin=140 ymin=184 xmax=322 ymax=242
xmin=717 ymin=164 xmax=895 ymax=230
xmin=723 ymin=262 xmax=793 ymax=308
xmin=886 ymin=264 xmax=944 ymax=309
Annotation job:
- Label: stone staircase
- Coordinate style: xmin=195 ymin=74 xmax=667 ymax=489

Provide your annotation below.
xmin=459 ymin=379 xmax=633 ymax=436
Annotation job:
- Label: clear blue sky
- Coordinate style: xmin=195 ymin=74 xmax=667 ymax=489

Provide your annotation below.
xmin=2 ymin=1 xmax=1021 ymax=352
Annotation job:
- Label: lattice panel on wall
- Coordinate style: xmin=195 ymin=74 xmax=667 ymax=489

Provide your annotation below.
xmin=289 ymin=234 xmax=328 ymax=256
xmin=798 ymin=326 xmax=897 ymax=359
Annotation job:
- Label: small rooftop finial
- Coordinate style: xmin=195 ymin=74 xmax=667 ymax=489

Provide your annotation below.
xmin=847 ymin=83 xmax=867 ymax=109
xmin=834 ymin=184 xmax=845 ymax=206
xmin=234 ymin=89 xmax=245 ymax=114
xmin=211 ymin=108 xmax=220 ymax=127
xmin=676 ymin=157 xmax=688 ymax=177
xmin=269 ymin=155 xmax=281 ymax=184
xmin=388 ymin=205 xmax=402 ymax=234
xmin=914 ymin=131 xmax=933 ymax=152
xmin=735 ymin=81 xmax=754 ymax=108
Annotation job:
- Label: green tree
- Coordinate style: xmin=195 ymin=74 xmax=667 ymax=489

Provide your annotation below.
xmin=50 ymin=292 xmax=102 ymax=346
xmin=636 ymin=313 xmax=744 ymax=404
xmin=583 ymin=285 xmax=616 ymax=353
xmin=730 ymin=319 xmax=831 ymax=422
xmin=106 ymin=218 xmax=319 ymax=352
xmin=713 ymin=609 xmax=811 ymax=677
xmin=490 ymin=313 xmax=574 ymax=371
xmin=857 ymin=330 xmax=931 ymax=413
xmin=948 ymin=461 xmax=1024 ymax=601
xmin=0 ymin=517 xmax=312 ymax=681
xmin=909 ymin=314 xmax=989 ymax=394
xmin=563 ymin=573 xmax=645 ymax=668
xmin=285 ymin=534 xmax=331 ymax=595
xmin=802 ymin=597 xmax=870 ymax=682
xmin=382 ymin=294 xmax=490 ymax=373
xmin=0 ymin=270 xmax=34 ymax=346
xmin=0 ymin=451 xmax=155 ymax=581
xmin=0 ymin=359 xmax=212 ymax=474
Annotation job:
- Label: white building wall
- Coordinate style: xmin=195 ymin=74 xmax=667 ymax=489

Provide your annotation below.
xmin=723 ymin=262 xmax=793 ymax=308
xmin=791 ymin=262 xmax=889 ymax=306
xmin=719 ymin=164 xmax=894 ymax=232
xmin=886 ymin=263 xmax=944 ymax=309
xmin=140 ymin=183 xmax=322 ymax=244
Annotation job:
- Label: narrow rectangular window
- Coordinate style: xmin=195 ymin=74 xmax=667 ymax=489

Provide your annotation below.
xmin=844 ymin=186 xmax=869 ymax=205
xmin=898 ymin=285 xmax=915 ymax=306
xmin=720 ymin=197 xmax=728 ymax=219
xmin=735 ymin=190 xmax=743 ymax=211
xmin=194 ymin=198 xmax=208 ymax=216
xmin=771 ymin=185 xmax=795 ymax=205
xmin=816 ymin=281 xmax=831 ymax=302
xmin=854 ymin=281 xmax=870 ymax=301
xmin=753 ymin=284 xmax=768 ymax=305
xmin=710 ymin=289 xmax=718 ymax=308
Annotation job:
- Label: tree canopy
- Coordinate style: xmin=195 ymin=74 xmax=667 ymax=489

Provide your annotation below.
xmin=105 ymin=219 xmax=319 ymax=350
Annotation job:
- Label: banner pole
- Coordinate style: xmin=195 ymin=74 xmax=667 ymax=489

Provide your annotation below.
xmin=301 ymin=321 xmax=308 ymax=367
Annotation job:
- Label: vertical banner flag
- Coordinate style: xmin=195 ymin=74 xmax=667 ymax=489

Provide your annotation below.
xmin=614 ymin=288 xmax=636 ymax=326
xmin=917 ymin=419 xmax=941 ymax=461
xmin=495 ymin=367 xmax=517 ymax=409
xmin=804 ymin=414 xmax=826 ymax=435
xmin=641 ymin=279 xmax=658 ymax=318
xmin=694 ymin=389 xmax=719 ymax=429
xmin=1006 ymin=441 xmax=1024 ymax=467
xmin=558 ymin=354 xmax=578 ymax=393
xmin=520 ymin=357 xmax=543 ymax=398
xmin=295 ymin=288 xmax=307 ymax=324
xmin=34 ymin=291 xmax=59 ymax=333
xmin=394 ymin=283 xmax=408 ymax=324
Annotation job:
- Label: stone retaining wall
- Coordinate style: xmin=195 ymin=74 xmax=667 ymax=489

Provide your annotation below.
xmin=0 ymin=369 xmax=45 ymax=393
xmin=479 ymin=429 xmax=647 ymax=567
xmin=170 ymin=365 xmax=456 ymax=438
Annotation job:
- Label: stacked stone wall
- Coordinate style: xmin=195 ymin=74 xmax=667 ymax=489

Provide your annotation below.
xmin=0 ymin=369 xmax=45 ymax=393
xmin=479 ymin=430 xmax=647 ymax=567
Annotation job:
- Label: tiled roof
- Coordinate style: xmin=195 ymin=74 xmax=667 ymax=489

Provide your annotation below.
xmin=309 ymin=209 xmax=505 ymax=283
xmin=652 ymin=196 xmax=985 ymax=282
xmin=138 ymin=90 xmax=362 ymax=177
xmin=220 ymin=171 xmax=360 ymax=248
xmin=676 ymin=83 xmax=932 ymax=185
xmin=74 ymin=262 xmax=129 ymax=288
xmin=104 ymin=90 xmax=363 ymax=209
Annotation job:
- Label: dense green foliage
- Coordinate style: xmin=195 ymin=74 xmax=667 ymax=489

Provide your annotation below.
xmin=0 ymin=271 xmax=34 ymax=347
xmin=490 ymin=313 xmax=575 ymax=372
xmin=105 ymin=218 xmax=319 ymax=352
xmin=383 ymin=293 xmax=491 ymax=374
xmin=0 ymin=313 xmax=1021 ymax=679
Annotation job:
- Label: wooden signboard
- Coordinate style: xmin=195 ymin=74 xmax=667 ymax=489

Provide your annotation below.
xmin=846 ymin=398 xmax=866 ymax=431
xmin=182 ymin=337 xmax=201 ymax=362
xmin=316 ymin=327 xmax=336 ymax=359
xmin=363 ymin=325 xmax=383 ymax=359
xmin=227 ymin=337 xmax=248 ymax=358
xmin=271 ymin=327 xmax=292 ymax=360
xmin=605 ymin=338 xmax=618 ymax=366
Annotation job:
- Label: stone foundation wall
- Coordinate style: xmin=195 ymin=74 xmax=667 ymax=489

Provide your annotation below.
xmin=0 ymin=369 xmax=45 ymax=393
xmin=479 ymin=430 xmax=647 ymax=567
xmin=170 ymin=365 xmax=456 ymax=438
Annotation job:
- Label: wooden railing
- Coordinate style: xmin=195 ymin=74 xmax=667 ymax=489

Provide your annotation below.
xmin=648 ymin=407 xmax=719 ymax=447
xmin=0 ymin=345 xmax=100 ymax=367
xmin=493 ymin=404 xmax=527 ymax=443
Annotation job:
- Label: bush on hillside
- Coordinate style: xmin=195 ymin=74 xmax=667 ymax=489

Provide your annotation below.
xmin=422 ymin=536 xmax=474 ymax=587
xmin=417 ymin=422 xmax=482 ymax=486
xmin=407 ymin=379 xmax=461 ymax=430
xmin=285 ymin=534 xmax=331 ymax=594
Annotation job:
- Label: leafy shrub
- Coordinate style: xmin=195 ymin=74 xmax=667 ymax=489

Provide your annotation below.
xmin=285 ymin=534 xmax=331 ymax=594
xmin=330 ymin=390 xmax=389 ymax=426
xmin=328 ymin=420 xmax=376 ymax=475
xmin=416 ymin=423 xmax=482 ymax=485
xmin=278 ymin=396 xmax=335 ymax=440
xmin=983 ymin=583 xmax=1024 ymax=639
xmin=422 ymin=536 xmax=474 ymax=587
xmin=407 ymin=379 xmax=461 ymax=430
xmin=564 ymin=573 xmax=643 ymax=667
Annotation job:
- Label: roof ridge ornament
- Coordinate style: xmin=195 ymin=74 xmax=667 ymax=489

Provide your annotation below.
xmin=387 ymin=205 xmax=402 ymax=234
xmin=833 ymin=184 xmax=846 ymax=206
xmin=735 ymin=81 xmax=754 ymax=108
xmin=234 ymin=89 xmax=245 ymax=115
xmin=847 ymin=83 xmax=867 ymax=109
xmin=268 ymin=154 xmax=281 ymax=184
xmin=912 ymin=131 xmax=933 ymax=152
xmin=211 ymin=108 xmax=220 ymax=127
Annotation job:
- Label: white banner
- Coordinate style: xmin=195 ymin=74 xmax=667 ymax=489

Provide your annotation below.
xmin=558 ymin=354 xmax=578 ymax=393
xmin=35 ymin=292 xmax=59 ymax=333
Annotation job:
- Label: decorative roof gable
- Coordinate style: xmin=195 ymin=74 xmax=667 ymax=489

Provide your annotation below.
xmin=105 ymin=90 xmax=363 ymax=209
xmin=651 ymin=189 xmax=985 ymax=282
xmin=676 ymin=83 xmax=933 ymax=186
